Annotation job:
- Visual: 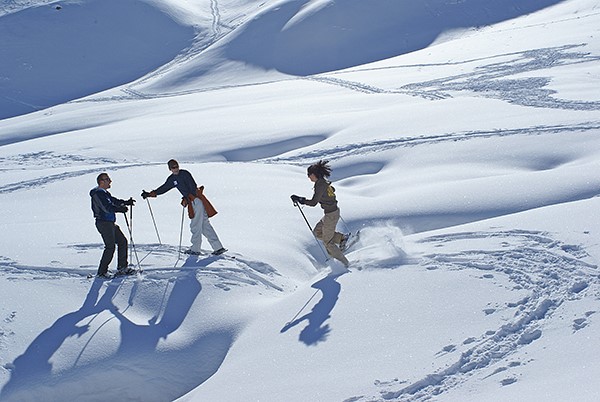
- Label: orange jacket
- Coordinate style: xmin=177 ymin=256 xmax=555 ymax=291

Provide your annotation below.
xmin=181 ymin=186 xmax=218 ymax=219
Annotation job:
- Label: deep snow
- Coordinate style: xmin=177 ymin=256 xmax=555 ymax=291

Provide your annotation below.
xmin=1 ymin=0 xmax=600 ymax=401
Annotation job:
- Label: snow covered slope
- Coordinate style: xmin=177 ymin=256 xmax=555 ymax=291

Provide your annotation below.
xmin=1 ymin=0 xmax=599 ymax=401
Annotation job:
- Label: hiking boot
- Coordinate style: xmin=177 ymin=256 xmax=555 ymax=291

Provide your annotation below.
xmin=212 ymin=247 xmax=227 ymax=256
xmin=96 ymin=272 xmax=112 ymax=279
xmin=184 ymin=249 xmax=202 ymax=255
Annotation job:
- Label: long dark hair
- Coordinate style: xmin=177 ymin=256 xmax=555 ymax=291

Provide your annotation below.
xmin=307 ymin=160 xmax=332 ymax=179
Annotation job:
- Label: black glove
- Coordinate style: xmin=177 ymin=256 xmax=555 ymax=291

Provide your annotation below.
xmin=115 ymin=205 xmax=128 ymax=213
xmin=141 ymin=190 xmax=150 ymax=199
xmin=291 ymin=195 xmax=306 ymax=204
xmin=123 ymin=197 xmax=136 ymax=206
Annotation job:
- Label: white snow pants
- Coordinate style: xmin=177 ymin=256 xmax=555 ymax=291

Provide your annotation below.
xmin=189 ymin=198 xmax=223 ymax=253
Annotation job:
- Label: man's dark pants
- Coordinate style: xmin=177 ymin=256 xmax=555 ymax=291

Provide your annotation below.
xmin=95 ymin=220 xmax=128 ymax=275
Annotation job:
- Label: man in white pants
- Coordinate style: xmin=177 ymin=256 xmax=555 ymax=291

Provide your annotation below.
xmin=188 ymin=193 xmax=223 ymax=254
xmin=141 ymin=159 xmax=226 ymax=256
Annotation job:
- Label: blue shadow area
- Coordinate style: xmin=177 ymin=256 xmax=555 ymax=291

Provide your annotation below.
xmin=0 ymin=259 xmax=202 ymax=400
xmin=226 ymin=0 xmax=565 ymax=75
xmin=0 ymin=0 xmax=194 ymax=119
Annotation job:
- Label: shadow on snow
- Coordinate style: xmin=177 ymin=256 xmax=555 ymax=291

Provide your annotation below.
xmin=281 ymin=272 xmax=344 ymax=345
xmin=226 ymin=0 xmax=566 ymax=75
xmin=0 ymin=256 xmax=231 ymax=402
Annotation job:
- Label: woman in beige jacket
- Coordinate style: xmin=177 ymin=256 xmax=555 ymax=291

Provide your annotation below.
xmin=291 ymin=160 xmax=349 ymax=267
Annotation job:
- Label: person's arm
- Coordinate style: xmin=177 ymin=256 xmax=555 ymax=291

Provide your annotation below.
xmin=303 ymin=180 xmax=327 ymax=207
xmin=109 ymin=195 xmax=128 ymax=212
xmin=94 ymin=191 xmax=126 ymax=214
xmin=153 ymin=176 xmax=175 ymax=196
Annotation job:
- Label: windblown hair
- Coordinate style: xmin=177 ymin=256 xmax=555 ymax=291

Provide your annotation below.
xmin=307 ymin=160 xmax=332 ymax=179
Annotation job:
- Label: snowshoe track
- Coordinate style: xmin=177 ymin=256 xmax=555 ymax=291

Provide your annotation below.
xmin=354 ymin=229 xmax=598 ymax=401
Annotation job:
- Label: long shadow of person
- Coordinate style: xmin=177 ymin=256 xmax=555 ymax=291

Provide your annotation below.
xmin=281 ymin=273 xmax=343 ymax=345
xmin=1 ymin=257 xmax=202 ymax=401
xmin=111 ymin=260 xmax=201 ymax=355
xmin=0 ymin=278 xmax=120 ymax=399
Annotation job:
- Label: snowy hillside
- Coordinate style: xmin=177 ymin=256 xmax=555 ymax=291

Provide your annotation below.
xmin=1 ymin=0 xmax=600 ymax=401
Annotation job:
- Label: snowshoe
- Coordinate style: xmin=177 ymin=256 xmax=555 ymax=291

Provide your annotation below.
xmin=341 ymin=230 xmax=360 ymax=252
xmin=339 ymin=233 xmax=351 ymax=251
xmin=115 ymin=267 xmax=137 ymax=276
xmin=212 ymin=247 xmax=227 ymax=256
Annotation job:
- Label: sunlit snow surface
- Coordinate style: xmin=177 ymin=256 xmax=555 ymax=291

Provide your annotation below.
xmin=1 ymin=0 xmax=599 ymax=401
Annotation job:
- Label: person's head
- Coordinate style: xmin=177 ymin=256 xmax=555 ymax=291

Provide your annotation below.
xmin=307 ymin=160 xmax=331 ymax=182
xmin=167 ymin=159 xmax=180 ymax=175
xmin=96 ymin=172 xmax=112 ymax=189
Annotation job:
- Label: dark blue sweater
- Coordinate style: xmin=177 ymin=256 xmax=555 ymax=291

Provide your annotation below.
xmin=154 ymin=169 xmax=198 ymax=198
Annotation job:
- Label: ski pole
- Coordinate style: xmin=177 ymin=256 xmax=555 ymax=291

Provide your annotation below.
xmin=145 ymin=197 xmax=162 ymax=244
xmin=123 ymin=212 xmax=141 ymax=270
xmin=129 ymin=197 xmax=162 ymax=266
xmin=174 ymin=205 xmax=186 ymax=268
xmin=129 ymin=198 xmax=134 ymax=264
xmin=339 ymin=214 xmax=352 ymax=234
xmin=293 ymin=200 xmax=329 ymax=261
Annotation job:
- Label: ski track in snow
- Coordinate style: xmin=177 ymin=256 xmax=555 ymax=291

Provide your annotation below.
xmin=350 ymin=229 xmax=599 ymax=402
xmin=1 ymin=121 xmax=598 ymax=197
xmin=210 ymin=0 xmax=222 ymax=40
xmin=0 ymin=163 xmax=147 ymax=194
xmin=263 ymin=121 xmax=600 ymax=164
xmin=315 ymin=44 xmax=600 ymax=112
xmin=0 ymin=245 xmax=285 ymax=293
xmin=96 ymin=0 xmax=236 ymax=90
xmin=397 ymin=45 xmax=600 ymax=111
xmin=72 ymin=44 xmax=600 ymax=113
xmin=0 ymin=0 xmax=55 ymax=16
xmin=0 ymin=151 xmax=125 ymax=171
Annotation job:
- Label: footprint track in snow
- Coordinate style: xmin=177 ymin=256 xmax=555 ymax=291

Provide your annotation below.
xmin=353 ymin=229 xmax=598 ymax=401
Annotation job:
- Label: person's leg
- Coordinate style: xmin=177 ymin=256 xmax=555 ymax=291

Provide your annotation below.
xmin=331 ymin=209 xmax=345 ymax=245
xmin=321 ymin=210 xmax=349 ymax=267
xmin=114 ymin=224 xmax=128 ymax=269
xmin=201 ymin=211 xmax=224 ymax=251
xmin=313 ymin=219 xmax=324 ymax=240
xmin=332 ymin=231 xmax=344 ymax=245
xmin=189 ymin=198 xmax=205 ymax=253
xmin=96 ymin=220 xmax=116 ymax=275
xmin=189 ymin=198 xmax=224 ymax=252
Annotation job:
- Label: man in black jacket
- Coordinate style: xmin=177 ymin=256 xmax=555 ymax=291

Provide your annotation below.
xmin=90 ymin=173 xmax=135 ymax=278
